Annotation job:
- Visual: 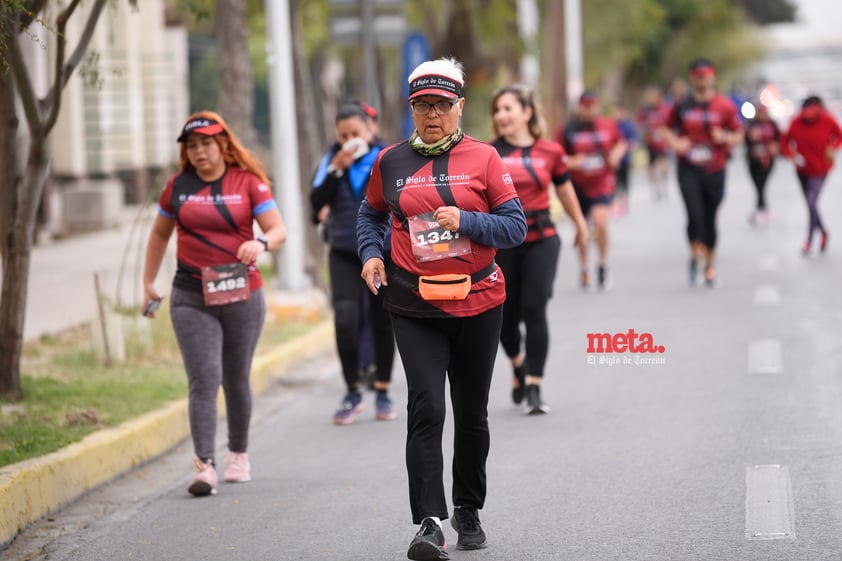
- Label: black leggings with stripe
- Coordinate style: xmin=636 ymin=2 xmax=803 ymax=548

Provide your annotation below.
xmin=497 ymin=234 xmax=561 ymax=378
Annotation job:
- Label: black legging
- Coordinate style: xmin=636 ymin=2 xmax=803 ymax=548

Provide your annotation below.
xmin=497 ymin=234 xmax=561 ymax=378
xmin=391 ymin=306 xmax=503 ymax=524
xmin=328 ymin=248 xmax=394 ymax=390
xmin=677 ymin=161 xmax=726 ymax=248
xmin=748 ymin=159 xmax=774 ymax=211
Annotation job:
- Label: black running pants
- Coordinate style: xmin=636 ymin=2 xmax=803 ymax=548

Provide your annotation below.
xmin=677 ymin=161 xmax=726 ymax=249
xmin=497 ymin=234 xmax=561 ymax=378
xmin=391 ymin=305 xmax=503 ymax=524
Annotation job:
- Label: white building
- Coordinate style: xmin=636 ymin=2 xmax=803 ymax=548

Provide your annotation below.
xmin=20 ymin=0 xmax=188 ymax=235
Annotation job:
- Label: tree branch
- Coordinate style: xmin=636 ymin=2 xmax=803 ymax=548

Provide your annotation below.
xmin=19 ymin=0 xmax=49 ymax=31
xmin=3 ymin=13 xmax=41 ymax=134
xmin=61 ymin=0 xmax=108 ymax=89
xmin=43 ymin=0 xmax=107 ymax=134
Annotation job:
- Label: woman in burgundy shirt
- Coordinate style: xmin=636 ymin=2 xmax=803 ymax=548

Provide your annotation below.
xmin=744 ymin=104 xmax=780 ymax=226
xmin=489 ymin=83 xmax=587 ymax=414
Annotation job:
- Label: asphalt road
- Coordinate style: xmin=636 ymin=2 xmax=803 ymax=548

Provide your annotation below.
xmin=4 ymin=150 xmax=842 ymax=561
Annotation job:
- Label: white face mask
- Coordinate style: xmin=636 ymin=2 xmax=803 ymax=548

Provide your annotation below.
xmin=342 ymin=137 xmax=370 ymax=159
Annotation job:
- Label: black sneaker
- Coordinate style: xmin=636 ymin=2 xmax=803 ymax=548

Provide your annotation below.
xmin=407 ymin=518 xmax=450 ymax=560
xmin=450 ymin=506 xmax=487 ymax=550
xmin=512 ymin=362 xmax=527 ymax=405
xmin=597 ymin=265 xmax=607 ymax=289
xmin=525 ymin=384 xmax=549 ymax=415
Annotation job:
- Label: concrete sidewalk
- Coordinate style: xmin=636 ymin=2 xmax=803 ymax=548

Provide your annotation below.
xmin=0 ymin=210 xmax=334 ymax=548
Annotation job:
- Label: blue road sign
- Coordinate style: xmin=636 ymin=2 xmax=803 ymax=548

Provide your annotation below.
xmin=402 ymin=32 xmax=431 ymax=139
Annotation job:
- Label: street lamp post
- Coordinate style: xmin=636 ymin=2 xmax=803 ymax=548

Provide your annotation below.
xmin=265 ymin=0 xmax=310 ymax=290
xmin=565 ymin=0 xmax=584 ymax=105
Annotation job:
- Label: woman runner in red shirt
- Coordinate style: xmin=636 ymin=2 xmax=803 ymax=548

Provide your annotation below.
xmin=489 ymin=84 xmax=588 ymax=414
xmin=143 ymin=111 xmax=287 ymax=497
xmin=744 ymin=103 xmax=781 ymax=226
xmin=357 ymin=57 xmax=526 ymax=560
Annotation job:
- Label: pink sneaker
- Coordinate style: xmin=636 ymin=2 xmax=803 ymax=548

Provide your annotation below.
xmin=188 ymin=457 xmax=217 ymax=496
xmin=223 ymin=451 xmax=251 ymax=483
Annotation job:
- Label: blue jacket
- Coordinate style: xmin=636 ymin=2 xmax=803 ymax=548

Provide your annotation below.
xmin=310 ymin=139 xmax=387 ymax=255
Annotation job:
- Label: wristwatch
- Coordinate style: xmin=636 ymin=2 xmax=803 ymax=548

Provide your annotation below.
xmin=256 ymin=236 xmax=269 ymax=251
xmin=327 ymin=165 xmax=344 ymax=178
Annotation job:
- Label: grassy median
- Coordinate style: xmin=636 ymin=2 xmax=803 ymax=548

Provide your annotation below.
xmin=0 ymin=300 xmax=315 ymax=468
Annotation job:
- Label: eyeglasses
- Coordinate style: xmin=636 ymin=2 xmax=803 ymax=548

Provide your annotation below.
xmin=410 ymin=99 xmax=459 ymax=115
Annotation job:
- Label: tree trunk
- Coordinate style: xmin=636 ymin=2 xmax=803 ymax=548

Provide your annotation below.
xmin=0 ymin=36 xmax=20 ymax=264
xmin=0 ymin=137 xmax=49 ymax=400
xmin=290 ymin=0 xmax=326 ymax=289
xmin=0 ymin=239 xmax=30 ymax=400
xmin=215 ymin=0 xmax=257 ymax=149
xmin=542 ymin=0 xmax=566 ymax=135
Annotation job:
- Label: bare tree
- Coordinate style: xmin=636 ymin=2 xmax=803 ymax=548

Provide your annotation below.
xmin=0 ymin=0 xmax=135 ymax=400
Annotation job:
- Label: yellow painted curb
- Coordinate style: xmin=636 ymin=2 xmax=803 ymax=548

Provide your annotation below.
xmin=0 ymin=319 xmax=334 ymax=548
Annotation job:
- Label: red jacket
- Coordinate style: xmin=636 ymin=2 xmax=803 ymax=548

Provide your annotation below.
xmin=781 ymin=111 xmax=842 ymax=176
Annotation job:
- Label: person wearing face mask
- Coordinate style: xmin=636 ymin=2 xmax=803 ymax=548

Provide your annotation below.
xmin=661 ymin=58 xmax=744 ymax=288
xmin=310 ymin=103 xmax=396 ymax=425
xmin=780 ymin=95 xmax=842 ymax=255
xmin=488 ymin=83 xmax=588 ymax=414
xmin=556 ymin=90 xmax=628 ymax=290
xmin=357 ymin=57 xmax=526 ymax=560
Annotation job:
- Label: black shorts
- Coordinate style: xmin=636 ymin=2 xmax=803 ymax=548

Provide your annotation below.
xmin=648 ymin=146 xmax=668 ymax=165
xmin=576 ymin=192 xmax=614 ymax=217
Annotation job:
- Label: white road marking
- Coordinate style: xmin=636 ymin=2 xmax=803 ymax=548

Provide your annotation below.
xmin=748 ymin=339 xmax=783 ymax=374
xmin=745 ymin=464 xmax=796 ymax=539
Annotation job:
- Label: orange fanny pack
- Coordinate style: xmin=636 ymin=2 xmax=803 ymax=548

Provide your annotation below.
xmin=418 ymin=274 xmax=472 ymax=301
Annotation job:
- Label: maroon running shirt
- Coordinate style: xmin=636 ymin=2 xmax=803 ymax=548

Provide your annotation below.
xmin=366 ymin=136 xmax=518 ymax=318
xmin=745 ymin=119 xmax=781 ymax=167
xmin=557 ymin=116 xmax=623 ymax=199
xmin=491 ymin=137 xmax=569 ymax=243
xmin=637 ymin=103 xmax=671 ymax=154
xmin=159 ymin=166 xmax=276 ymax=291
xmin=666 ymin=94 xmax=742 ymax=173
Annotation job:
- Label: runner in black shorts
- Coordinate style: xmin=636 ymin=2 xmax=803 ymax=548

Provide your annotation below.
xmin=489 ymin=84 xmax=588 ymax=414
xmin=661 ymin=59 xmax=743 ymax=287
xmin=556 ymin=91 xmax=627 ymax=290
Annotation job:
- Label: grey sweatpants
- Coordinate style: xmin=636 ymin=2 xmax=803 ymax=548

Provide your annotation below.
xmin=169 ymin=286 xmax=266 ymax=464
